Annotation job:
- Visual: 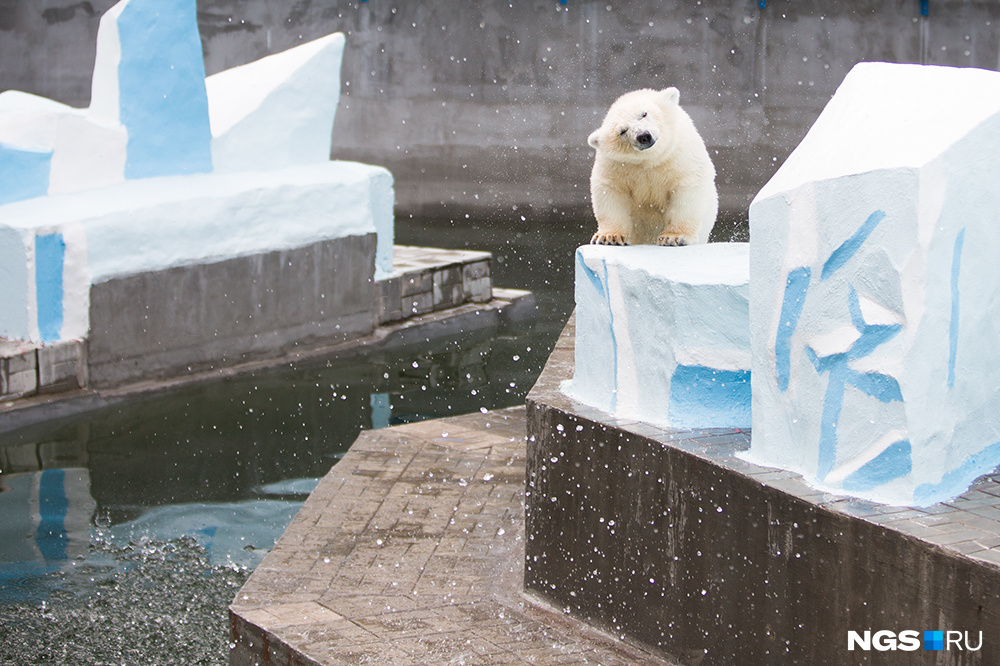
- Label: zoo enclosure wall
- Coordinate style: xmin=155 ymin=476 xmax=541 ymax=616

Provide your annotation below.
xmin=1 ymin=0 xmax=994 ymax=224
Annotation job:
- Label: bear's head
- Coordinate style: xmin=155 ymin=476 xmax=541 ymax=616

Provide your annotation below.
xmin=588 ymin=87 xmax=682 ymax=162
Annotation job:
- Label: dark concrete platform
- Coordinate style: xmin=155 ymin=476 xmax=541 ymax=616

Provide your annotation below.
xmin=229 ymin=406 xmax=676 ymax=665
xmin=525 ymin=316 xmax=1000 ymax=664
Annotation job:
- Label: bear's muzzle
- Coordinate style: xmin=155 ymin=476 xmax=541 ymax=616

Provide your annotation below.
xmin=635 ymin=131 xmax=656 ymax=150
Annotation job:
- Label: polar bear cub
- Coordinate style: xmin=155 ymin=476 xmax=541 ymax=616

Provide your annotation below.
xmin=588 ymin=87 xmax=718 ymax=246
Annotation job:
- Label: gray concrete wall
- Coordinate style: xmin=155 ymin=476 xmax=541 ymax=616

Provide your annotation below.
xmin=87 ymin=234 xmax=377 ymax=387
xmin=4 ymin=1 xmax=1000 ymax=221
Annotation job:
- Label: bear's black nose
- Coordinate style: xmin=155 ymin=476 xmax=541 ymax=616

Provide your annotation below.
xmin=636 ymin=131 xmax=655 ymax=149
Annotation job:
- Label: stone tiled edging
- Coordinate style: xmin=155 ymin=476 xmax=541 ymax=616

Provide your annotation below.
xmin=525 ymin=315 xmax=1000 ymax=664
xmin=376 ymin=246 xmax=492 ymax=324
xmin=0 ymin=339 xmax=86 ymax=401
xmin=230 ymin=407 xmax=675 ymax=665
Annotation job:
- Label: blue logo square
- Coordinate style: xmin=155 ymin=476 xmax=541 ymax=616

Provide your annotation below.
xmin=925 ymin=630 xmax=943 ymax=650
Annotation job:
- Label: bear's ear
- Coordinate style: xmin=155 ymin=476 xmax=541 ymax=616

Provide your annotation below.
xmin=588 ymin=129 xmax=601 ymax=149
xmin=661 ymin=87 xmax=680 ymax=106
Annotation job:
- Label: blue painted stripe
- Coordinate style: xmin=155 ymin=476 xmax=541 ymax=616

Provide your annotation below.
xmin=817 ymin=363 xmax=847 ymax=480
xmin=821 ymin=210 xmax=886 ymax=280
xmin=35 ymin=232 xmax=65 ymax=342
xmin=913 ymin=440 xmax=1000 ymax=506
xmin=118 ymin=0 xmax=213 ymax=178
xmin=948 ymin=228 xmax=965 ymax=389
xmin=846 ymin=286 xmax=865 ymax=330
xmin=577 ymin=250 xmax=607 ymax=300
xmin=842 ymin=439 xmax=912 ymax=492
xmin=848 ymin=322 xmax=902 ymax=359
xmin=602 ymin=258 xmax=619 ymax=413
xmin=668 ymin=364 xmax=751 ymax=428
xmin=36 ymin=469 xmax=69 ymax=561
xmin=775 ymin=267 xmax=811 ymax=391
xmin=846 ymin=370 xmax=903 ymax=403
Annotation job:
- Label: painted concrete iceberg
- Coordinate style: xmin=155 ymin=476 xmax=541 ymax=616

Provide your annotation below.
xmin=89 ymin=0 xmax=213 ymax=180
xmin=748 ymin=62 xmax=1000 ymax=506
xmin=0 ymin=0 xmax=210 ymax=200
xmin=0 ymin=0 xmax=348 ymax=201
xmin=563 ymin=243 xmax=750 ymax=429
xmin=0 ymin=0 xmax=394 ymax=355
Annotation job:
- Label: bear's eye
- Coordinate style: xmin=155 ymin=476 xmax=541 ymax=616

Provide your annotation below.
xmin=618 ymin=127 xmax=628 ymax=136
xmin=640 ymin=112 xmax=647 ymax=119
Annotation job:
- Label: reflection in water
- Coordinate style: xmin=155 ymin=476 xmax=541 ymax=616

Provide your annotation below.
xmin=1 ymin=329 xmax=521 ymax=519
xmin=0 ymin=469 xmax=96 ymax=602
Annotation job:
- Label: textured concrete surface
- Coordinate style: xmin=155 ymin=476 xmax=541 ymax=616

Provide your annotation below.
xmin=230 ymin=406 xmax=675 ymax=665
xmin=0 ymin=339 xmax=86 ymax=400
xmin=525 ymin=316 xmax=1000 ymax=664
xmin=6 ymin=2 xmax=1000 ymax=221
xmin=87 ymin=234 xmax=379 ymax=388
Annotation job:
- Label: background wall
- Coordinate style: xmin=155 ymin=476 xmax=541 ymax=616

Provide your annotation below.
xmin=3 ymin=0 xmax=1000 ymax=224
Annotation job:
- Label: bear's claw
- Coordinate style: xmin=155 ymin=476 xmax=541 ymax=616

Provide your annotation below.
xmin=656 ymin=234 xmax=692 ymax=247
xmin=591 ymin=232 xmax=630 ymax=246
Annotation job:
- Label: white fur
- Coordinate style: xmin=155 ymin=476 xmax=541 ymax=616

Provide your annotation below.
xmin=588 ymin=87 xmax=718 ymax=246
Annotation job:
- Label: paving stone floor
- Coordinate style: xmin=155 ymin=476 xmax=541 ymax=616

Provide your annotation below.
xmin=230 ymin=406 xmax=675 ymax=665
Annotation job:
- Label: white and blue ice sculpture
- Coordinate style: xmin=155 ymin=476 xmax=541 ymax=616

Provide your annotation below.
xmin=0 ymin=0 xmax=394 ymax=345
xmin=748 ymin=62 xmax=1000 ymax=506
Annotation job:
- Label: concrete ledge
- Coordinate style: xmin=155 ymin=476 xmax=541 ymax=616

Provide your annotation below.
xmin=0 ymin=288 xmax=536 ymax=437
xmin=87 ymin=234 xmax=377 ymax=388
xmin=525 ymin=315 xmax=1000 ymax=664
xmin=1 ymin=243 xmax=506 ymax=400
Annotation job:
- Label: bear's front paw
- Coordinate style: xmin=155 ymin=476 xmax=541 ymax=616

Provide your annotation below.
xmin=656 ymin=234 xmax=694 ymax=247
xmin=591 ymin=231 xmax=630 ymax=246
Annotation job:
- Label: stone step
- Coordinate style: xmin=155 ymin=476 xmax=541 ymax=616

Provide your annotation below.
xmin=376 ymin=245 xmax=492 ymax=324
xmin=0 ymin=339 xmax=85 ymax=402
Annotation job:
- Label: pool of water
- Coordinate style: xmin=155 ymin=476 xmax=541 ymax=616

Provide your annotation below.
xmin=0 ymin=333 xmax=544 ymax=664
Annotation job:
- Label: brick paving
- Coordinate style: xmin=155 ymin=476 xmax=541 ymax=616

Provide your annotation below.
xmin=230 ymin=406 xmax=675 ymax=665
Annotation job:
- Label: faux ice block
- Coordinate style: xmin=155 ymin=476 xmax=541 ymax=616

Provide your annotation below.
xmin=748 ymin=62 xmax=1000 ymax=506
xmin=563 ymin=243 xmax=750 ymax=429
xmin=0 ymin=0 xmax=394 ymax=346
